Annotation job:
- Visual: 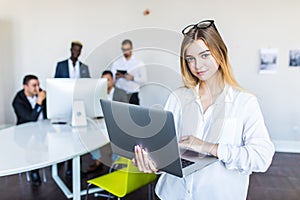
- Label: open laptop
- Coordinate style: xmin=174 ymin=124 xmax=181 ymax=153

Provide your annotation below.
xmin=100 ymin=99 xmax=217 ymax=177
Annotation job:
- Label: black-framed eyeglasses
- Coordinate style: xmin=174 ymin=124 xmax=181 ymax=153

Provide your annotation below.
xmin=181 ymin=20 xmax=214 ymax=35
xmin=121 ymin=47 xmax=132 ymax=52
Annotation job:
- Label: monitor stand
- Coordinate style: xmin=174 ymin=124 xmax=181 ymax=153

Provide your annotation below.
xmin=71 ymin=100 xmax=87 ymax=127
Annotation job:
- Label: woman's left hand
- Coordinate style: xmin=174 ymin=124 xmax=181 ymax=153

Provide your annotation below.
xmin=133 ymin=145 xmax=158 ymax=173
xmin=179 ymin=135 xmax=218 ymax=157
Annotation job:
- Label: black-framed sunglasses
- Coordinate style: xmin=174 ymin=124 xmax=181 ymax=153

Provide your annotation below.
xmin=181 ymin=20 xmax=214 ymax=35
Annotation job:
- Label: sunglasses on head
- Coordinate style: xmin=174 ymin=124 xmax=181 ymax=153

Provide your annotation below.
xmin=182 ymin=20 xmax=214 ymax=35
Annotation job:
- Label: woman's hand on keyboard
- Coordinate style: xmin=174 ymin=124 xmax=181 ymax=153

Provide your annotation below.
xmin=179 ymin=135 xmax=218 ymax=157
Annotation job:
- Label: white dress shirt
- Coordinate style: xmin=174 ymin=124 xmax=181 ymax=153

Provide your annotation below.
xmin=68 ymin=59 xmax=80 ymax=78
xmin=155 ymin=84 xmax=275 ymax=200
xmin=107 ymin=87 xmax=115 ymax=101
xmin=111 ymin=55 xmax=146 ymax=94
xmin=26 ymin=96 xmax=43 ymax=121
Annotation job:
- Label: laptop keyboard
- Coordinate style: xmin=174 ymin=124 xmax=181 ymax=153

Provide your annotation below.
xmin=181 ymin=158 xmax=195 ymax=168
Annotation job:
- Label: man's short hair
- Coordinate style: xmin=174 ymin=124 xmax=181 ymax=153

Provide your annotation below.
xmin=23 ymin=75 xmax=38 ymax=85
xmin=121 ymin=39 xmax=133 ymax=47
xmin=71 ymin=41 xmax=83 ymax=48
xmin=102 ymin=70 xmax=113 ymax=78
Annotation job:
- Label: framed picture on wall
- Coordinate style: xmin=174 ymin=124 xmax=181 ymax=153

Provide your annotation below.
xmin=259 ymin=48 xmax=278 ymax=74
xmin=289 ymin=49 xmax=300 ymax=67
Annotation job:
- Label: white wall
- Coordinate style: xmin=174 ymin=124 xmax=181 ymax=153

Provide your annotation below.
xmin=0 ymin=18 xmax=15 ymax=124
xmin=0 ymin=0 xmax=300 ymax=149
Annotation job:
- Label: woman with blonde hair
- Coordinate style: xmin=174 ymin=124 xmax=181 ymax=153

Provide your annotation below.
xmin=134 ymin=20 xmax=274 ymax=199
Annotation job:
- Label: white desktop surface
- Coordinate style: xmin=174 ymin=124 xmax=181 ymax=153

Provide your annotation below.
xmin=0 ymin=119 xmax=109 ymax=199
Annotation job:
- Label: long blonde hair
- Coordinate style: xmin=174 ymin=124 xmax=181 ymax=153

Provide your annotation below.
xmin=180 ymin=21 xmax=241 ymax=90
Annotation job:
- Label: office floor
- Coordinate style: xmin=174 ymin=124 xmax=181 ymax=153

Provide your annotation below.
xmin=0 ymin=152 xmax=300 ymax=200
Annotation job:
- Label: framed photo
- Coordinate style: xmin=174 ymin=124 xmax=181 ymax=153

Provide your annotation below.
xmin=259 ymin=48 xmax=278 ymax=74
xmin=289 ymin=49 xmax=300 ymax=67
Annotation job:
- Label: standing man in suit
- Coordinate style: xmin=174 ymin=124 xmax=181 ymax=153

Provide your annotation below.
xmin=111 ymin=39 xmax=147 ymax=105
xmin=54 ymin=41 xmax=90 ymax=178
xmin=12 ymin=74 xmax=47 ymax=186
xmin=86 ymin=70 xmax=128 ymax=173
xmin=54 ymin=41 xmax=90 ymax=78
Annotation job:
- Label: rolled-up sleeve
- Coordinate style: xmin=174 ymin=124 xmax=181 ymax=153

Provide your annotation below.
xmin=217 ymin=96 xmax=275 ymax=174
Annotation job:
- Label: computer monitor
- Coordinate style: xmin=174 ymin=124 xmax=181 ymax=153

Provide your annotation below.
xmin=46 ymin=78 xmax=108 ymax=122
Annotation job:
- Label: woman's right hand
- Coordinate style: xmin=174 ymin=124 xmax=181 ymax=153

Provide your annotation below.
xmin=132 ymin=145 xmax=158 ymax=173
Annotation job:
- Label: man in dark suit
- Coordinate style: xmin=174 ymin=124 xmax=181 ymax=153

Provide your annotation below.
xmin=86 ymin=70 xmax=128 ymax=173
xmin=54 ymin=41 xmax=91 ymax=178
xmin=12 ymin=75 xmax=47 ymax=186
xmin=54 ymin=41 xmax=90 ymax=78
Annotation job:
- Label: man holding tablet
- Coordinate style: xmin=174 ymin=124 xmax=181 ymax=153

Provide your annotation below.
xmin=111 ymin=39 xmax=147 ymax=105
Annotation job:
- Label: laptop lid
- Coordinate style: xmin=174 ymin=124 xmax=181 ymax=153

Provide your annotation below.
xmin=100 ymin=99 xmax=217 ymax=177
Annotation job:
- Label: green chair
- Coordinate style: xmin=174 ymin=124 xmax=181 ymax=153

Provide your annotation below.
xmin=86 ymin=157 xmax=157 ymax=200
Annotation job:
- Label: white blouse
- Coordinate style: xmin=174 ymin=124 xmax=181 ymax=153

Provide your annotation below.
xmin=155 ymin=84 xmax=275 ymax=200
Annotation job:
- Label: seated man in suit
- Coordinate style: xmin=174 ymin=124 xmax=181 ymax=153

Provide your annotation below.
xmin=102 ymin=70 xmax=128 ymax=103
xmin=86 ymin=70 xmax=128 ymax=173
xmin=12 ymin=74 xmax=47 ymax=186
xmin=54 ymin=41 xmax=90 ymax=78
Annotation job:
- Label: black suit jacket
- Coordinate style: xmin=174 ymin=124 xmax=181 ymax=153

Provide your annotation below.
xmin=54 ymin=59 xmax=90 ymax=78
xmin=12 ymin=89 xmax=47 ymax=125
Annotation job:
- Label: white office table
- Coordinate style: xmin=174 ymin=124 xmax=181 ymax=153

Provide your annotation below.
xmin=0 ymin=119 xmax=109 ymax=199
